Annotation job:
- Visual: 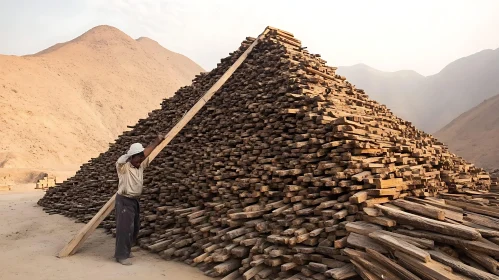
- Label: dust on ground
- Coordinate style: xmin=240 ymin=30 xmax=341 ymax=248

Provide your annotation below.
xmin=0 ymin=188 xmax=210 ymax=280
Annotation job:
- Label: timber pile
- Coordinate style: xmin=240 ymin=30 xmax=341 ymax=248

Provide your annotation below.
xmin=39 ymin=27 xmax=491 ymax=279
xmin=35 ymin=175 xmax=56 ymax=190
xmin=344 ymin=194 xmax=499 ymax=280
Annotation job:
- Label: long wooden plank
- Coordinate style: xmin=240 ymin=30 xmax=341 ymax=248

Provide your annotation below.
xmin=57 ymin=27 xmax=271 ymax=258
xmin=58 ymin=194 xmax=116 ymax=257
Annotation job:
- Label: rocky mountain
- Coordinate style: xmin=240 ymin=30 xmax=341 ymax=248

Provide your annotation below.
xmin=0 ymin=25 xmax=203 ymax=176
xmin=337 ymin=48 xmax=499 ymax=133
xmin=435 ymin=93 xmax=499 ymax=170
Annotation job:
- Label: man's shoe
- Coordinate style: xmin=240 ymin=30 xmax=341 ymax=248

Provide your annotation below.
xmin=117 ymin=258 xmax=132 ymax=266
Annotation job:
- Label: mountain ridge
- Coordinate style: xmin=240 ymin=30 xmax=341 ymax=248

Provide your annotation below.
xmin=337 ymin=47 xmax=499 ymax=133
xmin=0 ymin=25 xmax=203 ymax=178
xmin=340 ymin=63 xmax=425 ymax=77
xmin=435 ymin=92 xmax=499 ymax=170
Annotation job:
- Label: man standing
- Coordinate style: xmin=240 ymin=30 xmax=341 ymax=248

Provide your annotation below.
xmin=114 ymin=135 xmax=164 ymax=265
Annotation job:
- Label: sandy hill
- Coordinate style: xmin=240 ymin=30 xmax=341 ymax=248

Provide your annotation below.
xmin=0 ymin=25 xmax=203 ymax=180
xmin=435 ymin=93 xmax=499 ymax=170
xmin=337 ymin=47 xmax=499 ymax=133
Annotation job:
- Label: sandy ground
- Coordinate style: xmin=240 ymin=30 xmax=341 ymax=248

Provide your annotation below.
xmin=0 ymin=188 xmax=210 ymax=280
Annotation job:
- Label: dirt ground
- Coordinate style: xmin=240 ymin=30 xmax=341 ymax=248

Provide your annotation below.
xmin=0 ymin=186 xmax=210 ymax=280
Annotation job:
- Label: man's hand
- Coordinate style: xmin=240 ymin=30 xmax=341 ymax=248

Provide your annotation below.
xmin=157 ymin=134 xmax=165 ymax=142
xmin=143 ymin=134 xmax=165 ymax=158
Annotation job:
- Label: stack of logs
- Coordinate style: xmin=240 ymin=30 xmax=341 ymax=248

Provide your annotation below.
xmin=345 ymin=193 xmax=499 ymax=280
xmin=39 ymin=28 xmax=492 ymax=279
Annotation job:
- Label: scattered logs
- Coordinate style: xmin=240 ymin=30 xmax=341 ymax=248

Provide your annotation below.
xmin=345 ymin=194 xmax=499 ymax=280
xmin=39 ymin=28 xmax=492 ymax=279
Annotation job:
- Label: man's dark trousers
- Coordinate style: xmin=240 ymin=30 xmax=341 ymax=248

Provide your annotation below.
xmin=114 ymin=193 xmax=140 ymax=260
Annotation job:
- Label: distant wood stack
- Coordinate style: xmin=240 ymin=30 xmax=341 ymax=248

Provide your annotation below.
xmin=35 ymin=175 xmax=56 ymax=190
xmin=38 ymin=28 xmax=494 ymax=279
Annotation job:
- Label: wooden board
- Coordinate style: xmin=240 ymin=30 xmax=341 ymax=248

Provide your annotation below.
xmin=57 ymin=27 xmax=271 ymax=258
xmin=58 ymin=193 xmax=116 ymax=257
xmin=374 ymin=178 xmax=404 ymax=189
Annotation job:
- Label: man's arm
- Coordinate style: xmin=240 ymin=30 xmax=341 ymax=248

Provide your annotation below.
xmin=116 ymin=154 xmax=129 ymax=173
xmin=143 ymin=134 xmax=164 ymax=158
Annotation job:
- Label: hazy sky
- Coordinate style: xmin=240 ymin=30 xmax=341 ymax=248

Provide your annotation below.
xmin=1 ymin=0 xmax=498 ymax=76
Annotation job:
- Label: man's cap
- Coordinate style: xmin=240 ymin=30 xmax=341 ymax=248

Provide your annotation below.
xmin=126 ymin=143 xmax=145 ymax=157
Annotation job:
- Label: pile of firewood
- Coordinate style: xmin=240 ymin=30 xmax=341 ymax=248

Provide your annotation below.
xmin=344 ymin=193 xmax=499 ymax=280
xmin=39 ymin=28 xmax=492 ymax=279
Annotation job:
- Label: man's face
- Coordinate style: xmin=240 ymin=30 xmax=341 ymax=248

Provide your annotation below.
xmin=130 ymin=152 xmax=145 ymax=168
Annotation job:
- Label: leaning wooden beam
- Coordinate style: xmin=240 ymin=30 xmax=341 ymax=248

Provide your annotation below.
xmin=57 ymin=27 xmax=271 ymax=258
xmin=57 ymin=193 xmax=116 ymax=257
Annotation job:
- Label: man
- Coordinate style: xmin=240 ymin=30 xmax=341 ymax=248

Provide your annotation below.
xmin=114 ymin=134 xmax=164 ymax=265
